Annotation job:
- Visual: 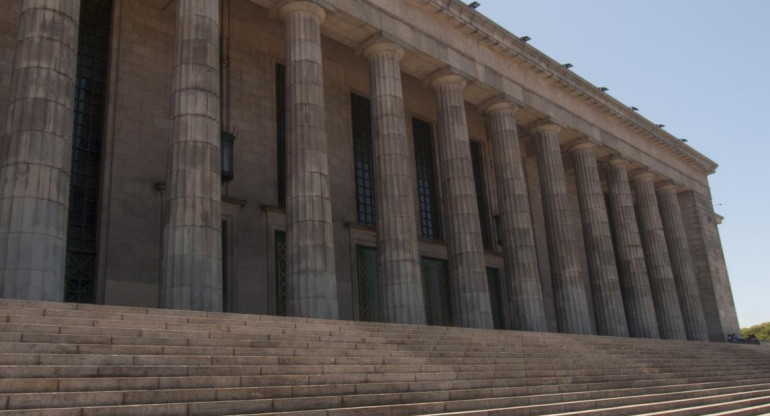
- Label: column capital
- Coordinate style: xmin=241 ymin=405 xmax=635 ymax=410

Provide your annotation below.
xmin=529 ymin=118 xmax=561 ymax=136
xmin=630 ymin=170 xmax=655 ymax=183
xmin=425 ymin=68 xmax=468 ymax=91
xmin=568 ymin=140 xmax=596 ymax=154
xmin=361 ymin=38 xmax=404 ymax=61
xmin=655 ymin=180 xmax=678 ymax=192
xmin=606 ymin=155 xmax=629 ymax=167
xmin=276 ymin=0 xmax=328 ymax=23
xmin=479 ymin=95 xmax=519 ymax=115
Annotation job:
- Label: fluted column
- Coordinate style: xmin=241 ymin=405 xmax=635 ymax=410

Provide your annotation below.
xmin=570 ymin=143 xmax=629 ymax=337
xmin=363 ymin=41 xmax=424 ymax=325
xmin=162 ymin=0 xmax=222 ymax=311
xmin=429 ymin=73 xmax=492 ymax=329
xmin=605 ymin=158 xmax=659 ymax=338
xmin=482 ymin=101 xmax=546 ymax=332
xmin=657 ymin=181 xmax=709 ymax=341
xmin=0 ymin=1 xmax=81 ymax=301
xmin=279 ymin=1 xmax=338 ymax=319
xmin=632 ymin=172 xmax=687 ymax=340
xmin=531 ymin=122 xmax=593 ymax=335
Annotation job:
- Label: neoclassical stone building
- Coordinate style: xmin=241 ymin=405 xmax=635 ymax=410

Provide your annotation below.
xmin=0 ymin=0 xmax=739 ymax=342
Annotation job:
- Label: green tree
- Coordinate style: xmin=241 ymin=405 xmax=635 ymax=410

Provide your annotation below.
xmin=741 ymin=322 xmax=770 ymax=341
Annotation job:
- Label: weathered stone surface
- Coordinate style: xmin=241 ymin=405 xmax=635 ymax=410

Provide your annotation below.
xmin=605 ymin=158 xmax=659 ymax=339
xmin=280 ymin=1 xmax=338 ymax=319
xmin=0 ymin=0 xmax=81 ymax=301
xmin=570 ymin=143 xmax=628 ymax=337
xmin=363 ymin=40 xmax=425 ymax=325
xmin=631 ymin=171 xmax=686 ymax=340
xmin=656 ymin=181 xmax=709 ymax=342
xmin=430 ymin=73 xmax=492 ymax=329
xmin=161 ymin=0 xmax=223 ymax=312
xmin=531 ymin=122 xmax=593 ymax=335
xmin=482 ymin=101 xmax=546 ymax=332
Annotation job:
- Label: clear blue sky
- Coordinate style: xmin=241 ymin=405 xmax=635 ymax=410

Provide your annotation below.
xmin=472 ymin=1 xmax=769 ymax=327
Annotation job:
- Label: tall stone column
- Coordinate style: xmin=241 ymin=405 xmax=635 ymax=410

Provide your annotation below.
xmin=362 ymin=41 xmax=424 ymax=325
xmin=657 ymin=181 xmax=709 ymax=341
xmin=605 ymin=158 xmax=659 ymax=338
xmin=162 ymin=0 xmax=222 ymax=311
xmin=429 ymin=73 xmax=492 ymax=329
xmin=570 ymin=143 xmax=629 ymax=337
xmin=482 ymin=101 xmax=546 ymax=332
xmin=531 ymin=121 xmax=593 ymax=335
xmin=631 ymin=172 xmax=687 ymax=340
xmin=0 ymin=1 xmax=81 ymax=301
xmin=279 ymin=1 xmax=338 ymax=319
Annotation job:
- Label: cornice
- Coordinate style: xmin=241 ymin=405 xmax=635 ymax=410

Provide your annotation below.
xmin=404 ymin=0 xmax=718 ymax=175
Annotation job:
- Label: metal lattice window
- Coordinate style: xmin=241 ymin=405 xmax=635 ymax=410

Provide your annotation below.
xmin=351 ymin=94 xmax=375 ymax=227
xmin=486 ymin=267 xmax=505 ymax=330
xmin=470 ymin=140 xmax=493 ymax=250
xmin=276 ymin=64 xmax=286 ymax=208
xmin=275 ymin=230 xmax=287 ymax=316
xmin=65 ymin=0 xmax=113 ymax=303
xmin=421 ymin=257 xmax=451 ymax=326
xmin=355 ymin=246 xmax=380 ymax=322
xmin=412 ymin=118 xmax=442 ymax=240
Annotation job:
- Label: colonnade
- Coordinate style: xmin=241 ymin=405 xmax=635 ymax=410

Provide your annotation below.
xmin=0 ymin=0 xmax=712 ymax=341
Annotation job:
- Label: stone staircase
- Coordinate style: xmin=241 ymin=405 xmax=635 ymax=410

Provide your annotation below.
xmin=0 ymin=298 xmax=768 ymax=415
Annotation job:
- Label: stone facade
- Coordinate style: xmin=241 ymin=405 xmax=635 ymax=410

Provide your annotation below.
xmin=0 ymin=0 xmax=740 ymax=341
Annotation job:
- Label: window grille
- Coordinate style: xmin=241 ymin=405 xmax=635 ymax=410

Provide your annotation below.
xmin=412 ymin=118 xmax=442 ymax=240
xmin=486 ymin=267 xmax=505 ymax=329
xmin=65 ymin=0 xmax=113 ymax=303
xmin=275 ymin=230 xmax=287 ymax=316
xmin=351 ymin=94 xmax=375 ymax=227
xmin=421 ymin=258 xmax=451 ymax=326
xmin=470 ymin=140 xmax=492 ymax=250
xmin=355 ymin=246 xmax=380 ymax=322
xmin=276 ymin=64 xmax=286 ymax=208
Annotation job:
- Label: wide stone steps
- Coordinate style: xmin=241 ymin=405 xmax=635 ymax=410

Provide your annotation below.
xmin=0 ymin=298 xmax=767 ymax=415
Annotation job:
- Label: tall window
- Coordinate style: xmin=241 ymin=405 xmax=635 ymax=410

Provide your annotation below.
xmin=486 ymin=267 xmax=505 ymax=330
xmin=351 ymin=94 xmax=375 ymax=227
xmin=356 ymin=246 xmax=380 ymax=322
xmin=65 ymin=0 xmax=113 ymax=303
xmin=412 ymin=118 xmax=442 ymax=240
xmin=421 ymin=257 xmax=451 ymax=326
xmin=470 ymin=140 xmax=493 ymax=250
xmin=275 ymin=64 xmax=287 ymax=208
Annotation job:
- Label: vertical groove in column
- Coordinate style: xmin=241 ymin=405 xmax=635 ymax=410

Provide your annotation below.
xmin=0 ymin=1 xmax=81 ymax=301
xmin=162 ymin=0 xmax=222 ymax=312
xmin=531 ymin=123 xmax=594 ymax=335
xmin=571 ymin=144 xmax=629 ymax=337
xmin=280 ymin=2 xmax=338 ymax=319
xmin=483 ymin=103 xmax=547 ymax=332
xmin=606 ymin=159 xmax=659 ymax=338
xmin=430 ymin=74 xmax=492 ymax=329
xmin=657 ymin=183 xmax=709 ymax=341
xmin=364 ymin=42 xmax=425 ymax=325
xmin=632 ymin=173 xmax=687 ymax=340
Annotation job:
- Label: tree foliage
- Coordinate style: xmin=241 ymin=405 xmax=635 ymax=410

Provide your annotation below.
xmin=741 ymin=322 xmax=770 ymax=341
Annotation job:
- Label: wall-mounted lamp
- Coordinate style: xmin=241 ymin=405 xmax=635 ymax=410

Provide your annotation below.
xmin=221 ymin=131 xmax=235 ymax=182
